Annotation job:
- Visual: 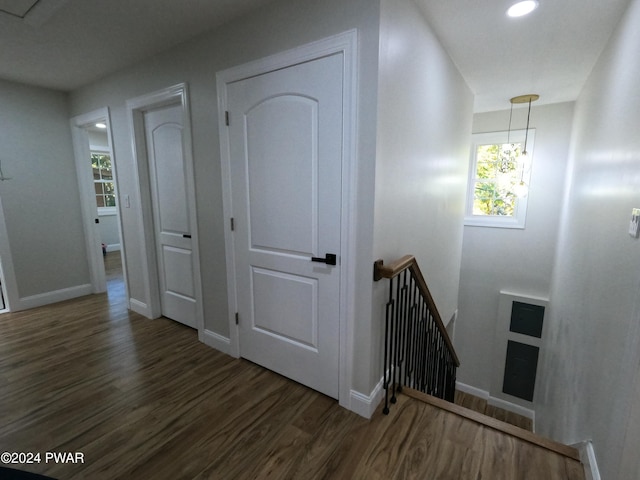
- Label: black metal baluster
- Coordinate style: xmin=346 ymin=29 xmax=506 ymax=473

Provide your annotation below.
xmin=390 ymin=276 xmax=397 ymax=404
xmin=435 ymin=336 xmax=440 ymax=397
xmin=423 ymin=317 xmax=430 ymax=394
xmin=438 ymin=321 xmax=443 ymax=394
xmin=414 ymin=297 xmax=424 ymax=391
xmin=382 ymin=276 xmax=394 ymax=415
xmin=420 ymin=316 xmax=427 ymax=393
xmin=399 ymin=270 xmax=410 ymax=392
xmin=406 ymin=302 xmax=414 ymax=389
xmin=445 ymin=360 xmax=453 ymax=402
xmin=428 ymin=316 xmax=436 ymax=394
xmin=417 ymin=309 xmax=424 ymax=391
xmin=391 ymin=274 xmax=402 ymax=404
xmin=419 ymin=313 xmax=425 ymax=391
xmin=449 ymin=359 xmax=457 ymax=402
xmin=411 ymin=279 xmax=421 ymax=389
xmin=405 ymin=275 xmax=416 ymax=388
xmin=377 ymin=257 xmax=458 ymax=412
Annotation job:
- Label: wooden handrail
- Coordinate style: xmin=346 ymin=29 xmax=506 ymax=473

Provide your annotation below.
xmin=373 ymin=255 xmax=414 ymax=280
xmin=374 ymin=255 xmax=460 ymax=367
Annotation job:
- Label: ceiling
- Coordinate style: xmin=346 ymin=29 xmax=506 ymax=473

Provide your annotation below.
xmin=417 ymin=0 xmax=632 ymax=111
xmin=0 ymin=0 xmax=277 ymax=91
xmin=0 ymin=0 xmax=633 ymax=112
xmin=0 ymin=0 xmax=40 ymax=18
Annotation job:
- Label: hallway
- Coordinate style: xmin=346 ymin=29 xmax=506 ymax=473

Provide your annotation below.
xmin=0 ymin=289 xmax=583 ymax=479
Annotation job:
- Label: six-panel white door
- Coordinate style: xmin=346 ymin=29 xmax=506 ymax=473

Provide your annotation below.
xmin=144 ymin=103 xmax=197 ymax=328
xmin=227 ymin=53 xmax=344 ymax=398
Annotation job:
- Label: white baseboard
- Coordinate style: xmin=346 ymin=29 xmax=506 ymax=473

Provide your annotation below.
xmin=456 ymin=381 xmax=489 ymax=400
xmin=487 ymin=396 xmax=535 ymax=425
xmin=105 ymin=243 xmax=121 ymax=252
xmin=18 ymin=283 xmax=92 ymax=310
xmin=456 ymin=381 xmax=535 ymax=426
xmin=200 ymin=329 xmax=233 ymax=356
xmin=349 ymin=376 xmax=385 ymax=419
xmin=129 ymin=298 xmax=151 ymax=318
xmin=573 ymin=440 xmax=600 ymax=480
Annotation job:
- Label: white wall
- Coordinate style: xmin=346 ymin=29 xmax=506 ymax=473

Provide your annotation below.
xmin=371 ymin=0 xmax=473 ymax=391
xmin=98 ymin=215 xmax=120 ymax=251
xmin=536 ymin=0 xmax=640 ymax=478
xmin=0 ymin=79 xmax=90 ymax=302
xmin=88 ymin=130 xmax=108 ymax=149
xmin=455 ymin=102 xmax=574 ymax=392
xmin=70 ymin=0 xmax=382 ymax=396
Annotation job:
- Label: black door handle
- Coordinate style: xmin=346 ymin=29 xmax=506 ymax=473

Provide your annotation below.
xmin=183 ymin=234 xmax=192 ymax=238
xmin=311 ymin=253 xmax=337 ymax=266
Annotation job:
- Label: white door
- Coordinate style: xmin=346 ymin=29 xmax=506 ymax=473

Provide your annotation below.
xmin=227 ymin=53 xmax=344 ymax=398
xmin=144 ymin=103 xmax=197 ymax=328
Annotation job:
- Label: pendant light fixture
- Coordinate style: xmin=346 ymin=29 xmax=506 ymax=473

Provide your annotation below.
xmin=510 ymin=94 xmax=539 ymax=197
xmin=511 ymin=94 xmax=538 ymax=155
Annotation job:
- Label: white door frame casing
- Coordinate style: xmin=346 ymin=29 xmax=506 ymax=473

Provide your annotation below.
xmin=216 ymin=30 xmax=359 ymax=411
xmin=0 ymin=195 xmax=19 ymax=312
xmin=70 ymin=107 xmax=127 ymax=298
xmin=126 ymin=83 xmax=205 ymax=335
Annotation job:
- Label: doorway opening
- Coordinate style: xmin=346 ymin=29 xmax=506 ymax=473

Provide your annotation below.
xmin=0 ymin=260 xmax=9 ymax=313
xmin=87 ymin=124 xmax=125 ymax=305
xmin=71 ymin=108 xmax=127 ymax=308
xmin=125 ymin=83 xmax=204 ymax=331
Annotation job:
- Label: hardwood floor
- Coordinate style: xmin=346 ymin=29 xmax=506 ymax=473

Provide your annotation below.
xmin=103 ymin=251 xmax=124 ymax=304
xmin=0 ymin=268 xmax=583 ymax=479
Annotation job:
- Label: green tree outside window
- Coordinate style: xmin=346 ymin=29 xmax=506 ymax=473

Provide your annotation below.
xmin=472 ymin=143 xmax=523 ymax=216
xmin=91 ymin=152 xmax=116 ymax=208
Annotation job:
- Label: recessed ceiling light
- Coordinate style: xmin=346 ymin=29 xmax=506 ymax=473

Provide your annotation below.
xmin=95 ymin=123 xmax=107 ymax=129
xmin=507 ymin=0 xmax=539 ymax=17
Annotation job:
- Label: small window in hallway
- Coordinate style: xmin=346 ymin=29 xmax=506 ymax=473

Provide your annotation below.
xmin=465 ymin=129 xmax=534 ymax=229
xmin=91 ymin=151 xmax=117 ymax=213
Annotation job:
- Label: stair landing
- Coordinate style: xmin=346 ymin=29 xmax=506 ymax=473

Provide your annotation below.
xmin=401 ymin=388 xmax=585 ymax=474
xmin=455 ymin=390 xmax=534 ymax=431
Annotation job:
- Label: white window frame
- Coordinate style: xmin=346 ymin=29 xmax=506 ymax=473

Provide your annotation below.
xmin=465 ymin=129 xmax=535 ymax=229
xmin=91 ymin=148 xmax=117 ymax=215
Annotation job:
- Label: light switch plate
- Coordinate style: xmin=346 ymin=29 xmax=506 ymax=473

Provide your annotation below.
xmin=629 ymin=208 xmax=640 ymax=238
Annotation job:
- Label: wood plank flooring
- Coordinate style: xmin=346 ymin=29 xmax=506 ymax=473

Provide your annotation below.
xmin=455 ymin=390 xmax=534 ymax=431
xmin=0 ymin=258 xmax=584 ymax=479
xmin=407 ymin=389 xmax=580 ymax=461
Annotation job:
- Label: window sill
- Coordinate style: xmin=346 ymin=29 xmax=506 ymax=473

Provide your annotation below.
xmin=464 ymin=215 xmax=525 ymax=229
xmin=98 ymin=207 xmax=117 ymax=216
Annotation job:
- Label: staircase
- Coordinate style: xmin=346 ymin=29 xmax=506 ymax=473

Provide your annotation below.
xmin=374 ymin=255 xmax=585 ymax=480
xmin=455 ymin=389 xmax=533 ymax=430
xmin=378 ymin=388 xmax=585 ymax=479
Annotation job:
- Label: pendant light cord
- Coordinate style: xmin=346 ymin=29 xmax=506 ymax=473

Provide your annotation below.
xmin=523 ymin=98 xmax=532 ymax=154
xmin=507 ymin=102 xmax=514 ymax=144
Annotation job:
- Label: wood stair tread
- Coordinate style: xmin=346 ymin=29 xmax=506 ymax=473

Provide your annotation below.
xmin=402 ymin=387 xmax=581 ymax=462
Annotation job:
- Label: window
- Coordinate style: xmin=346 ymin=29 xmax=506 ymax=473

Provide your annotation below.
xmin=91 ymin=151 xmax=116 ymax=213
xmin=465 ymin=129 xmax=534 ymax=229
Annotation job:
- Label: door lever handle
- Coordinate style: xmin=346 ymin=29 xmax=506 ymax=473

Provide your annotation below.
xmin=311 ymin=253 xmax=337 ymax=266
